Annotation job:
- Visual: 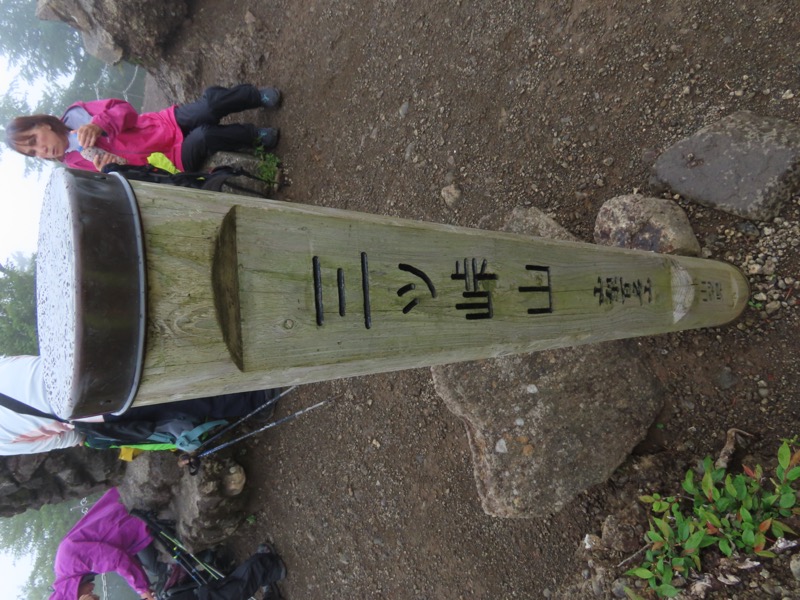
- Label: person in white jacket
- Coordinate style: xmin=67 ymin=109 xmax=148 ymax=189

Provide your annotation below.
xmin=0 ymin=355 xmax=281 ymax=456
xmin=0 ymin=355 xmax=85 ymax=455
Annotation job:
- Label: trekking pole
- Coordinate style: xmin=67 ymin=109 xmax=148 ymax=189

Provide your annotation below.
xmin=155 ymin=526 xmax=226 ymax=582
xmin=190 ymin=386 xmax=298 ymax=456
xmin=179 ymin=399 xmax=330 ymax=474
xmin=132 ymin=510 xmax=218 ymax=586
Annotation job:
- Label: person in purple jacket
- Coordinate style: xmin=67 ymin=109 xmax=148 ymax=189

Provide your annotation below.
xmin=50 ymin=487 xmax=288 ymax=600
xmin=49 ymin=487 xmax=160 ymax=600
xmin=4 ymin=83 xmax=281 ymax=173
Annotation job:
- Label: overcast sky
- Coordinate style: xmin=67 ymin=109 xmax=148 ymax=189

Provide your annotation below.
xmin=0 ymin=550 xmax=35 ymax=598
xmin=0 ymin=54 xmax=51 ymax=265
xmin=0 ymin=152 xmax=48 ymax=264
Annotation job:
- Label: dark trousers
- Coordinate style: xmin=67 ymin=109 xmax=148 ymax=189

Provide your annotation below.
xmin=175 ymin=84 xmax=264 ymax=171
xmin=104 ymin=389 xmax=281 ymax=423
xmin=137 ymin=541 xmax=167 ymax=583
xmin=167 ymin=553 xmax=284 ymax=600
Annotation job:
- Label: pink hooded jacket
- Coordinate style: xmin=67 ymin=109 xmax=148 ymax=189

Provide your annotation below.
xmin=49 ymin=488 xmax=153 ymax=600
xmin=62 ymin=98 xmax=186 ymax=172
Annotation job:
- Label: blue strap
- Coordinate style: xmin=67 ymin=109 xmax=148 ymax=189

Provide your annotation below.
xmin=172 ymin=420 xmax=229 ymax=452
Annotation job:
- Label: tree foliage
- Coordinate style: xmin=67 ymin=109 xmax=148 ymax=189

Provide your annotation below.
xmin=0 ymin=0 xmax=84 ymax=84
xmin=0 ymin=495 xmax=95 ymax=597
xmin=0 ymin=0 xmax=146 ymax=167
xmin=0 ymin=493 xmax=140 ymax=599
xmin=0 ymin=254 xmax=38 ymax=355
xmin=0 ymin=0 xmax=146 ymax=115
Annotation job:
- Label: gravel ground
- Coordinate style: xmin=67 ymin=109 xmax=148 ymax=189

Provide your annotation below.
xmin=145 ymin=1 xmax=800 ymax=597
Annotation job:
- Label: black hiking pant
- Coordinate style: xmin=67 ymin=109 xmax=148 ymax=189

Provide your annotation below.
xmin=104 ymin=389 xmax=282 ymax=424
xmin=174 ymin=84 xmax=264 ymax=171
xmin=166 ymin=553 xmax=285 ymax=600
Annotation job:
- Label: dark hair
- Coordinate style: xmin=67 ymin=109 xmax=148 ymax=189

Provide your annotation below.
xmin=5 ymin=114 xmax=70 ymax=157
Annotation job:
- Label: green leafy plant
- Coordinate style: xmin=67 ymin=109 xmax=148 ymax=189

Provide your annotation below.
xmin=624 ymin=440 xmax=800 ymax=599
xmin=253 ymin=146 xmax=281 ymax=186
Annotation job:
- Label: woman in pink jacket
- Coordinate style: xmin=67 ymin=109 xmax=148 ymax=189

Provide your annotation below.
xmin=5 ymin=84 xmax=281 ymax=173
xmin=49 ymin=487 xmax=159 ymax=600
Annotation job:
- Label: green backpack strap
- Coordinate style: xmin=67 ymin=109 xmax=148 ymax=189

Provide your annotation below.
xmin=86 ymin=420 xmax=228 ymax=452
xmin=116 ymin=442 xmax=179 ymax=452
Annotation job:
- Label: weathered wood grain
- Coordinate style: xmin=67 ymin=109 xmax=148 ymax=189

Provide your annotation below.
xmin=130 ymin=182 xmax=748 ymax=406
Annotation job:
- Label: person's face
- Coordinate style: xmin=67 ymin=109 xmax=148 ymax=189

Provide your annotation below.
xmin=18 ymin=123 xmax=68 ymax=160
xmin=77 ymin=580 xmax=95 ymax=597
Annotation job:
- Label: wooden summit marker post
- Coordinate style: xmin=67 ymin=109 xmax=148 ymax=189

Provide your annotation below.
xmin=36 ymin=169 xmax=748 ymax=417
xmin=132 ymin=176 xmax=750 ymax=405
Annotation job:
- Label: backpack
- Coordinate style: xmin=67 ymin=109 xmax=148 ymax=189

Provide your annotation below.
xmin=77 ymin=419 xmax=227 ymax=452
xmin=103 ymin=163 xmax=270 ymax=197
xmin=0 ymin=390 xmax=225 ymax=453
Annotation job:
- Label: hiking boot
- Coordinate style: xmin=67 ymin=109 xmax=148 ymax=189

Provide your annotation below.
xmin=273 ymin=557 xmax=287 ymax=581
xmin=257 ymin=543 xmax=287 ymax=581
xmin=257 ymin=127 xmax=280 ymax=151
xmin=261 ymin=582 xmax=283 ymax=599
xmin=259 ymin=87 xmax=282 ymax=108
xmin=257 ymin=542 xmax=276 ymax=555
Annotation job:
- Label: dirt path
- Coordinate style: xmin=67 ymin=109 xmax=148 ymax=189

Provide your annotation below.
xmin=153 ymin=1 xmax=800 ymax=597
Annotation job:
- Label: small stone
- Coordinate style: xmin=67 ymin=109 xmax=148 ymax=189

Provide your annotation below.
xmin=717 ymin=366 xmax=738 ymax=390
xmin=522 ymin=444 xmax=534 ymax=456
xmin=583 ymin=533 xmax=602 ymax=550
xmin=594 ymin=194 xmax=701 ymax=255
xmin=495 ymin=438 xmax=508 ymax=453
xmin=222 ymin=463 xmax=247 ymax=496
xmin=611 ymin=578 xmax=629 ymax=598
xmin=441 ymin=184 xmax=462 ymax=208
xmin=737 ymin=221 xmax=760 ymax=237
xmin=790 ymin=553 xmax=800 ymax=580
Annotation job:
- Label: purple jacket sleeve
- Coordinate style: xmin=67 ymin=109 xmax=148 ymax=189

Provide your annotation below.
xmin=67 ymin=540 xmax=152 ymax=593
xmin=81 ymin=98 xmax=140 ymax=139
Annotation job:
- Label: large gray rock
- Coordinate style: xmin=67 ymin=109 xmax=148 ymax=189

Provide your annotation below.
xmin=0 ymin=448 xmax=122 ymax=517
xmin=594 ymin=194 xmax=701 ymax=256
xmin=431 ymin=207 xmax=664 ymax=518
xmin=650 ymin=111 xmax=800 ymax=221
xmin=118 ymin=452 xmax=248 ymax=551
xmin=204 ymin=151 xmax=281 ymax=197
xmin=36 ymin=0 xmax=189 ymax=69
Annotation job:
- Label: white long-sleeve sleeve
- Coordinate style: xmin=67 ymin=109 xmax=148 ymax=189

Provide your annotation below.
xmin=0 ymin=355 xmax=84 ymax=455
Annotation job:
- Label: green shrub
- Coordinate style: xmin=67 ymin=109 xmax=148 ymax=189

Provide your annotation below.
xmin=624 ymin=440 xmax=800 ymax=599
xmin=253 ymin=147 xmax=281 ymax=185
